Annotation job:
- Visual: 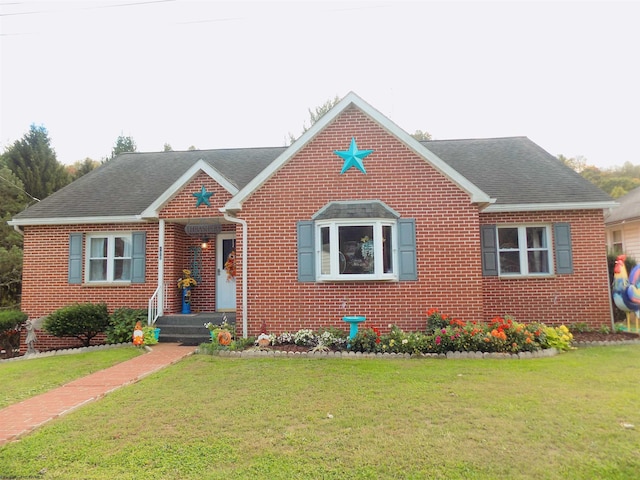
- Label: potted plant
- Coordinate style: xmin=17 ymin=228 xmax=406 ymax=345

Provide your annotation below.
xmin=177 ymin=269 xmax=197 ymax=314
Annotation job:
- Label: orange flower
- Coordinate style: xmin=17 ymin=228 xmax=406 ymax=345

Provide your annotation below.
xmin=427 ymin=308 xmax=439 ymax=316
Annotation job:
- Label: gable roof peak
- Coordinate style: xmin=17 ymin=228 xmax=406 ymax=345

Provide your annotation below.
xmin=224 ymin=92 xmax=494 ymax=212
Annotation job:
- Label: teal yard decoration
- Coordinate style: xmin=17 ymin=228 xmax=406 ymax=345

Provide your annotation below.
xmin=334 ymin=137 xmax=373 ymax=174
xmin=192 ymin=185 xmax=213 ymax=207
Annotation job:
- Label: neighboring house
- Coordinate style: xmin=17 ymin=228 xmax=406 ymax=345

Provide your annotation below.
xmin=605 ymin=186 xmax=640 ymax=259
xmin=9 ymin=92 xmax=617 ymax=338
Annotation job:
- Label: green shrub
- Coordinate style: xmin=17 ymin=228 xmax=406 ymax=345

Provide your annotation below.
xmin=0 ymin=309 xmax=27 ymax=333
xmin=106 ymin=308 xmax=148 ymax=344
xmin=0 ymin=310 xmax=26 ymax=357
xmin=43 ymin=303 xmax=109 ymax=347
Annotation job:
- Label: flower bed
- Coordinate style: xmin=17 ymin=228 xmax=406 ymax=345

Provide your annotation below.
xmin=200 ymin=310 xmax=579 ymax=356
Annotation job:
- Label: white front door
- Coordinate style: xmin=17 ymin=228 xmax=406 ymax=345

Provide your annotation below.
xmin=216 ymin=233 xmax=236 ymax=311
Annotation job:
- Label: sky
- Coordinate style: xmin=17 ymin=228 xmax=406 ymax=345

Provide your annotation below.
xmin=1 ymin=0 xmax=639 ymax=169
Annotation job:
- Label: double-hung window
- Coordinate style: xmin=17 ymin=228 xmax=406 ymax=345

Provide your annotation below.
xmin=87 ymin=234 xmax=133 ymax=282
xmin=318 ymin=220 xmax=395 ymax=280
xmin=497 ymin=225 xmax=551 ymax=275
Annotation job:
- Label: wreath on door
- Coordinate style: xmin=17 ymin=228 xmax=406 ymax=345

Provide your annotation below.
xmin=224 ymin=251 xmax=236 ymax=281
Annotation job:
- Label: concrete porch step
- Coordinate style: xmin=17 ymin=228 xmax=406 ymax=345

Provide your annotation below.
xmin=155 ymin=312 xmax=236 ymax=346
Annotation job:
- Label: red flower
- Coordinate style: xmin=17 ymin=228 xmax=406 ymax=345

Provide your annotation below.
xmin=427 ymin=308 xmax=439 ymax=316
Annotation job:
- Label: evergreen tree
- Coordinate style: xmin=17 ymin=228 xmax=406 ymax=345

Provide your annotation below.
xmin=1 ymin=124 xmax=70 ymax=201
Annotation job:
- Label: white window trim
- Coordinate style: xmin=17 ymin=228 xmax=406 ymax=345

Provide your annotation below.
xmin=85 ymin=232 xmax=133 ymax=284
xmin=497 ymin=224 xmax=554 ymax=277
xmin=315 ymin=219 xmax=397 ymax=281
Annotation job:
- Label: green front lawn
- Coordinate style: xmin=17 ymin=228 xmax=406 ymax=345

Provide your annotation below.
xmin=1 ymin=346 xmax=639 ymax=479
xmin=0 ymin=346 xmax=143 ymax=409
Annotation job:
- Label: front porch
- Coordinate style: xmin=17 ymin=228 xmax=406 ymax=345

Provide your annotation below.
xmin=155 ymin=312 xmax=236 ymax=346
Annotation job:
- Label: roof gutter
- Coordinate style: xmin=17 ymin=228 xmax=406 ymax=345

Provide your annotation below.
xmin=221 ymin=208 xmax=248 ymax=339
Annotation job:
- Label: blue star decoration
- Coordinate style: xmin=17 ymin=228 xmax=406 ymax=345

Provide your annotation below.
xmin=192 ymin=185 xmax=213 ymax=207
xmin=334 ymin=137 xmax=374 ymax=174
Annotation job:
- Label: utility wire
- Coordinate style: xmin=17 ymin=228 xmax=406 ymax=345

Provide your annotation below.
xmin=0 ymin=173 xmax=40 ymax=202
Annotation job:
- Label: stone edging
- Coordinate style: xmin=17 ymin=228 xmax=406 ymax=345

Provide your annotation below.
xmin=0 ymin=342 xmax=134 ymax=363
xmin=197 ymin=347 xmax=559 ymax=359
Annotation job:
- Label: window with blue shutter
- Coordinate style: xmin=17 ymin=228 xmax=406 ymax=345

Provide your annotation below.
xmin=297 ymin=221 xmax=315 ymax=282
xmin=480 ymin=225 xmax=498 ymax=276
xmin=68 ymin=233 xmax=83 ymax=284
xmin=131 ymin=232 xmax=146 ymax=283
xmin=398 ymin=218 xmax=417 ymax=281
xmin=553 ymin=223 xmax=573 ymax=274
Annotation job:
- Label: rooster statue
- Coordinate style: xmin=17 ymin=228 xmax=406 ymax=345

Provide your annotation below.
xmin=612 ymin=254 xmax=640 ymax=332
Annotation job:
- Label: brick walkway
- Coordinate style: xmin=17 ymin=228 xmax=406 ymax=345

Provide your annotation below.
xmin=0 ymin=343 xmax=195 ymax=446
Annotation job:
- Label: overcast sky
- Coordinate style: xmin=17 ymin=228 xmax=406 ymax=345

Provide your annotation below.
xmin=1 ymin=1 xmax=639 ymax=169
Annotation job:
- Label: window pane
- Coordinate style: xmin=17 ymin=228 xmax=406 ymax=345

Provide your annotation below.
xmin=383 ymin=225 xmax=393 ymax=273
xmin=114 ymin=259 xmax=131 ymax=280
xmin=498 ymin=228 xmax=518 ymax=249
xmin=90 ymin=238 xmax=107 ymax=258
xmin=339 ymin=225 xmax=374 ymax=275
xmin=321 ymin=226 xmax=331 ymax=275
xmin=499 ymin=252 xmax=521 ymax=274
xmin=528 ymin=251 xmax=549 ymax=273
xmin=526 ymin=227 xmax=547 ymax=248
xmin=89 ymin=259 xmax=107 ymax=281
xmin=114 ymin=237 xmax=131 ymax=258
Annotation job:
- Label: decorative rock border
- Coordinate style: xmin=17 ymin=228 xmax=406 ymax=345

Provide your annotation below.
xmin=197 ymin=347 xmax=559 ymax=359
xmin=0 ymin=342 xmax=134 ymax=363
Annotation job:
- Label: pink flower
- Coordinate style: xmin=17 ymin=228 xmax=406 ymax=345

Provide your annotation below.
xmin=435 ymin=336 xmax=442 ymax=345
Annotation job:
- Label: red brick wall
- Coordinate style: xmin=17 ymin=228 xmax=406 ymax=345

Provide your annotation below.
xmin=236 ymin=106 xmax=484 ymax=336
xmin=21 ymin=223 xmax=159 ymax=320
xmin=480 ymin=210 xmax=611 ymax=328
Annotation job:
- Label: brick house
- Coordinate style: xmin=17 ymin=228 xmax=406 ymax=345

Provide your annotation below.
xmin=9 ymin=92 xmax=616 ymax=340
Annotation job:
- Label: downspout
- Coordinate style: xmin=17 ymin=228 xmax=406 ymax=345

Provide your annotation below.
xmin=158 ymin=219 xmax=165 ymax=316
xmin=222 ymin=210 xmax=248 ymax=338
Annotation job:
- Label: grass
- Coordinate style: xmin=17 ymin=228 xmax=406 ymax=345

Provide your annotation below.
xmin=0 ymin=345 xmax=639 ymax=479
xmin=0 ymin=346 xmax=143 ymax=409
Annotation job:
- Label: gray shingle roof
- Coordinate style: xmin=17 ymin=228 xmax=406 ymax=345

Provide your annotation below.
xmin=604 ymin=186 xmax=640 ymax=224
xmin=423 ymin=137 xmax=612 ymax=205
xmin=11 ymin=147 xmax=285 ymax=220
xmin=11 ymin=137 xmax=611 ymax=223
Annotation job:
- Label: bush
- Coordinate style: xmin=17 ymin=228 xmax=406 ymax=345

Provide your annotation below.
xmin=43 ymin=303 xmax=109 ymax=347
xmin=106 ymin=308 xmax=148 ymax=344
xmin=0 ymin=310 xmax=26 ymax=358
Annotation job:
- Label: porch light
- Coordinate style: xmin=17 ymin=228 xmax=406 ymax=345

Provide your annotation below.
xmin=201 ymin=237 xmax=209 ymax=249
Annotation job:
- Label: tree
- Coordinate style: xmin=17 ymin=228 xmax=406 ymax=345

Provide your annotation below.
xmin=163 ymin=143 xmax=173 ymax=152
xmin=67 ymin=158 xmax=100 ymax=181
xmin=411 ymin=130 xmax=432 ymax=141
xmin=288 ymin=95 xmax=341 ymax=144
xmin=1 ymin=124 xmax=70 ymax=201
xmin=558 ymin=154 xmax=587 ymax=173
xmin=109 ymin=135 xmax=137 ymax=160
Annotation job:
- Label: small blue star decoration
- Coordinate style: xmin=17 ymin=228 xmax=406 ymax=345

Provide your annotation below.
xmin=334 ymin=137 xmax=374 ymax=174
xmin=192 ymin=185 xmax=213 ymax=207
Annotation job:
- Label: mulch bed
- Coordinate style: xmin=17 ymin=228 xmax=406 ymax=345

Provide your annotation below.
xmin=571 ymin=331 xmax=640 ymax=343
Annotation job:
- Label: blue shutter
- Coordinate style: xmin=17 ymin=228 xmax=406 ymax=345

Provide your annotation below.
xmin=481 ymin=225 xmax=498 ymax=276
xmin=297 ymin=221 xmax=315 ymax=282
xmin=398 ymin=218 xmax=417 ymax=281
xmin=554 ymin=223 xmax=573 ymax=274
xmin=68 ymin=233 xmax=83 ymax=284
xmin=131 ymin=232 xmax=146 ymax=283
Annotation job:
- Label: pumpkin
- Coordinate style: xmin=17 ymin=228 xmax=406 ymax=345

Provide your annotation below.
xmin=217 ymin=330 xmax=232 ymax=346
